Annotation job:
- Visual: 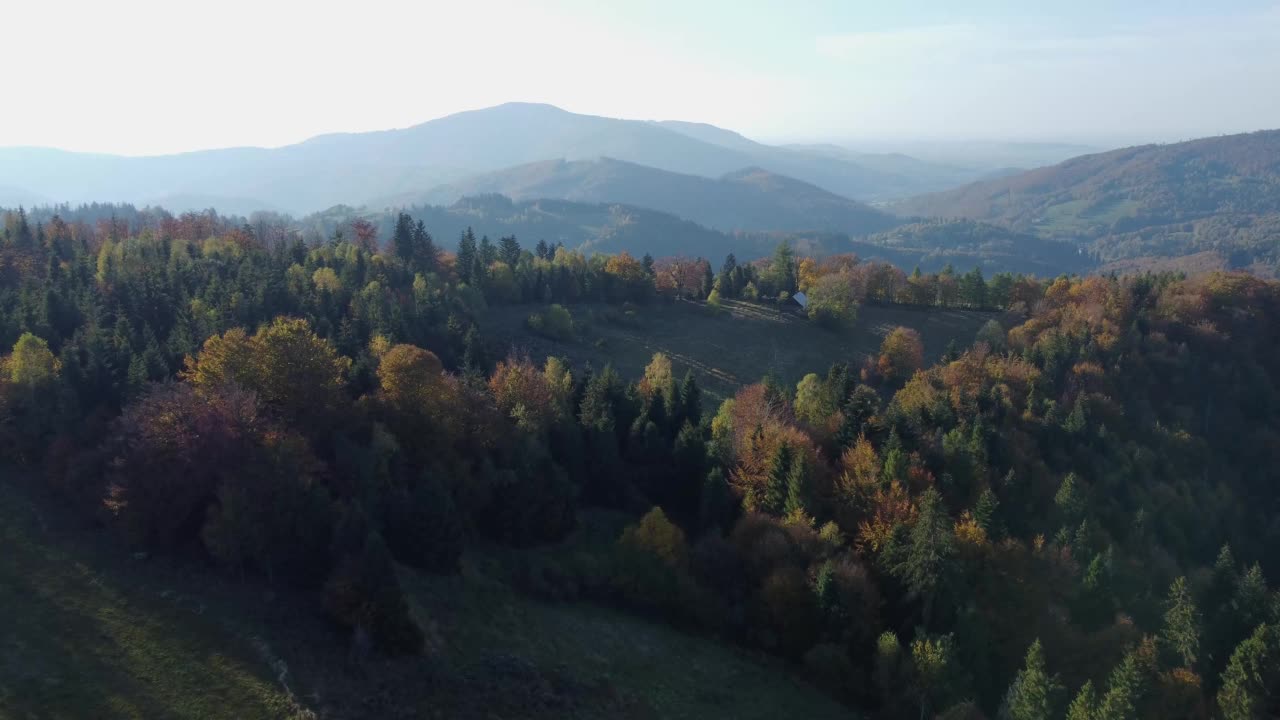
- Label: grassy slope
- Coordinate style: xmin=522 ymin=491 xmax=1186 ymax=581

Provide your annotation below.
xmin=404 ymin=508 xmax=855 ymax=720
xmin=0 ymin=480 xmax=302 ymax=720
xmin=483 ymin=298 xmax=996 ymax=402
xmin=0 ymin=477 xmax=854 ymax=719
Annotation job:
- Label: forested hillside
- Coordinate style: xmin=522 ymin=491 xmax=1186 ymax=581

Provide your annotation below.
xmin=402 ymin=158 xmax=898 ymax=235
xmin=1 ymin=204 xmax=1279 ymax=719
xmin=893 ymin=131 xmax=1280 ymax=275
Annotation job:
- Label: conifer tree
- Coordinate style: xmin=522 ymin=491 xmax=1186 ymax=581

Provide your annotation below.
xmin=498 ymin=235 xmax=521 ymax=267
xmin=392 ymin=212 xmax=415 ymax=265
xmin=894 ymin=488 xmax=955 ymax=626
xmin=1095 ymin=652 xmax=1144 ymax=720
xmin=478 ymin=234 xmax=496 ymax=266
xmin=1065 ymin=680 xmax=1098 ymax=720
xmin=1216 ymin=623 xmax=1279 ymax=720
xmin=783 ymin=452 xmax=810 ymax=516
xmin=1162 ymin=576 xmax=1201 ymax=668
xmin=762 ymin=442 xmax=793 ymax=515
xmin=412 ymin=220 xmax=437 ymax=271
xmin=973 ymin=487 xmax=1001 ymax=538
xmin=456 ymin=228 xmax=478 ymax=284
xmin=1003 ymin=639 xmax=1062 ymax=720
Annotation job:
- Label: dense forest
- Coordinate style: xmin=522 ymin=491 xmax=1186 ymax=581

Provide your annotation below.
xmin=892 ymin=130 xmax=1280 ymax=276
xmin=2 ymin=203 xmax=1279 ymax=719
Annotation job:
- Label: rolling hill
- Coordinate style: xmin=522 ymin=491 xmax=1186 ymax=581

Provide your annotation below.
xmin=299 ymin=195 xmax=1078 ymax=275
xmin=0 ymin=103 xmax=985 ymax=216
xmin=893 ymin=130 xmax=1280 ymax=273
xmin=400 ymin=158 xmax=898 ymax=234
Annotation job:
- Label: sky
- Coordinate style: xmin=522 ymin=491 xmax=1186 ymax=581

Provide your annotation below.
xmin=2 ymin=0 xmax=1278 ymax=155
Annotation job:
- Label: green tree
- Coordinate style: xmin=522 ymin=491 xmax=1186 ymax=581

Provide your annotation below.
xmin=392 ymin=212 xmax=415 ymax=265
xmin=478 ymin=234 xmax=497 ymax=267
xmin=412 ymin=219 xmax=437 ymax=270
xmin=912 ymin=633 xmax=957 ymax=720
xmin=762 ymin=442 xmax=793 ymax=515
xmin=1003 ymin=639 xmax=1063 ymax=720
xmin=1217 ymin=624 xmax=1279 ymax=720
xmin=766 ymin=240 xmax=796 ymax=294
xmin=1161 ymin=576 xmax=1201 ymax=668
xmin=783 ymin=452 xmax=811 ymax=516
xmin=1095 ymin=652 xmax=1144 ymax=720
xmin=893 ymin=487 xmax=955 ymax=626
xmin=1054 ymin=473 xmax=1087 ymax=525
xmin=498 ymin=235 xmax=521 ymax=267
xmin=456 ymin=227 xmax=478 ymax=283
xmin=8 ymin=332 xmax=60 ymax=389
xmin=1065 ymin=680 xmax=1098 ymax=720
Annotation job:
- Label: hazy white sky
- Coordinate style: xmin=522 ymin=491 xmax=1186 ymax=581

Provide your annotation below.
xmin=2 ymin=0 xmax=1278 ymax=155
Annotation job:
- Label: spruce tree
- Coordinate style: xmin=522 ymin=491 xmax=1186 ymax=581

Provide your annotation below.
xmin=392 ymin=212 xmax=415 ymax=265
xmin=1004 ymin=639 xmax=1062 ymax=720
xmin=783 ymin=452 xmax=810 ymax=516
xmin=677 ymin=370 xmax=701 ymax=428
xmin=894 ymin=488 xmax=955 ymax=626
xmin=973 ymin=487 xmax=1001 ymax=538
xmin=478 ymin=234 xmax=496 ymax=266
xmin=1095 ymin=652 xmax=1144 ymax=720
xmin=498 ymin=235 xmax=521 ymax=267
xmin=1216 ymin=624 xmax=1279 ymax=720
xmin=1065 ymin=680 xmax=1098 ymax=720
xmin=814 ymin=560 xmax=843 ymax=627
xmin=1161 ymin=576 xmax=1201 ymax=668
xmin=762 ymin=442 xmax=792 ymax=515
xmin=456 ymin=228 xmax=478 ymax=284
xmin=412 ymin=220 xmax=437 ymax=271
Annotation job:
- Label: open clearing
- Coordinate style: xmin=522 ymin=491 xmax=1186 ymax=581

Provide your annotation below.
xmin=0 ymin=477 xmax=851 ymax=719
xmin=482 ymin=298 xmax=997 ymax=402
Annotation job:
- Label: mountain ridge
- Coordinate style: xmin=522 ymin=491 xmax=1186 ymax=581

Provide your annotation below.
xmin=396 ymin=157 xmax=898 ymax=235
xmin=0 ymin=103 xmax=992 ymax=215
xmin=891 ymin=129 xmax=1280 ymax=273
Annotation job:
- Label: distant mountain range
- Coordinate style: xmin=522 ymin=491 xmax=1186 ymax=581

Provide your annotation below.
xmin=0 ymin=103 xmax=998 ymax=215
xmin=4 ymin=104 xmax=1276 ymax=277
xmin=892 ymin=130 xmax=1280 ymax=274
xmin=398 ymin=158 xmax=897 ymax=235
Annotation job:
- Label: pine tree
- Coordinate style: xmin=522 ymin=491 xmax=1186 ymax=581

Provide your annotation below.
xmin=1054 ymin=473 xmax=1087 ymax=524
xmin=1004 ymin=639 xmax=1063 ymax=720
xmin=783 ymin=452 xmax=810 ymax=516
xmin=699 ymin=467 xmax=734 ymax=532
xmin=1216 ymin=623 xmax=1279 ymax=720
xmin=1095 ymin=652 xmax=1144 ymax=720
xmin=1065 ymin=680 xmax=1098 ymax=720
xmin=498 ymin=235 xmax=521 ymax=267
xmin=535 ymin=238 xmax=550 ymax=260
xmin=894 ymin=488 xmax=955 ymax=626
xmin=676 ymin=370 xmax=701 ymax=428
xmin=412 ymin=220 xmax=437 ymax=271
xmin=700 ymin=262 xmax=715 ymax=298
xmin=392 ymin=212 xmax=415 ymax=265
xmin=1161 ymin=576 xmax=1201 ymax=668
xmin=973 ymin=487 xmax=1001 ymax=538
xmin=814 ymin=559 xmax=842 ymax=625
xmin=456 ymin=228 xmax=478 ymax=284
xmin=478 ymin=235 xmax=496 ymax=266
xmin=762 ymin=442 xmax=792 ymax=515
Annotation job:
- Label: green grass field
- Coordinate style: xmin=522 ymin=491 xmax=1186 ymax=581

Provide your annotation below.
xmin=0 ymin=477 xmax=854 ymax=719
xmin=482 ymin=298 xmax=996 ymax=402
xmin=0 ymin=480 xmax=304 ymax=720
